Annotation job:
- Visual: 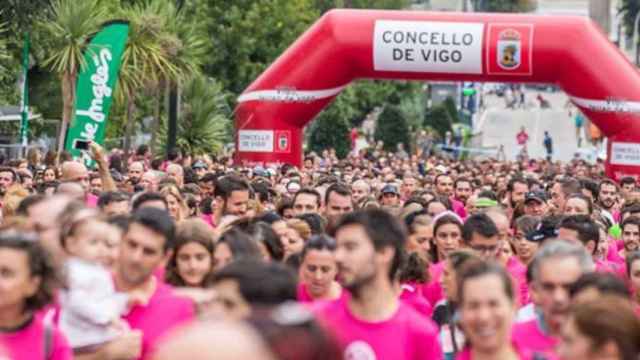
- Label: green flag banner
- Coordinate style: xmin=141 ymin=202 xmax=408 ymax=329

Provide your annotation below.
xmin=66 ymin=21 xmax=129 ymax=167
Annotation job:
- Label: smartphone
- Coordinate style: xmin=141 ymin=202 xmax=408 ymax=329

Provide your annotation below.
xmin=73 ymin=139 xmax=91 ymax=150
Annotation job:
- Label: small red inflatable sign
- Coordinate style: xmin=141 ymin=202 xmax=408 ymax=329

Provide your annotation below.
xmin=486 ymin=24 xmax=534 ymax=76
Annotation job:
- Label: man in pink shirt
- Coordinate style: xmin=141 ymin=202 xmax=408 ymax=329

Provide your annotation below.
xmin=512 ymin=240 xmax=594 ymax=357
xmin=316 ymin=209 xmax=442 ymax=359
xmin=78 ymin=208 xmax=195 ymax=360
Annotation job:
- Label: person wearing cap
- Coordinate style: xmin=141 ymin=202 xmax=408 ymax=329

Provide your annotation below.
xmin=524 ymin=191 xmax=549 ymax=217
xmin=379 ymin=184 xmax=400 ymax=207
xmin=192 ymin=160 xmax=208 ymax=179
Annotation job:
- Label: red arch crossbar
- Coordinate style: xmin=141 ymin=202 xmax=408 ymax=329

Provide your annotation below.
xmin=235 ymin=9 xmax=640 ymax=180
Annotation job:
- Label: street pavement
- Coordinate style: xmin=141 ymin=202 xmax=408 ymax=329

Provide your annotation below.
xmin=477 ymin=90 xmax=581 ymax=162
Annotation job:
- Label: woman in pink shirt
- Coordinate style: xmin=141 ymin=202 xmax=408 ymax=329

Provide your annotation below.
xmin=456 ymin=260 xmax=539 ymax=360
xmin=627 ymin=251 xmax=640 ymax=315
xmin=423 ymin=212 xmax=463 ymax=306
xmin=0 ymin=233 xmax=72 ymax=360
xmin=297 ymin=235 xmax=344 ymax=302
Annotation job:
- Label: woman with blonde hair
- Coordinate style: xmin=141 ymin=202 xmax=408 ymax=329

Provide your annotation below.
xmin=280 ymin=218 xmax=311 ymax=259
xmin=160 ymin=185 xmax=189 ymax=222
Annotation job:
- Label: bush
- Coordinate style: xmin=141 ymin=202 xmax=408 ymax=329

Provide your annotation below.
xmin=308 ymin=102 xmax=351 ymax=159
xmin=374 ymin=104 xmax=410 ymax=152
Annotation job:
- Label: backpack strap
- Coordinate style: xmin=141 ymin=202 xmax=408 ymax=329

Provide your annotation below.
xmin=42 ymin=310 xmax=55 ymax=360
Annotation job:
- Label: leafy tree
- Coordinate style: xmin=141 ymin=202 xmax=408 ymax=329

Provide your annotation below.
xmin=199 ymin=0 xmax=318 ymax=96
xmin=620 ymin=0 xmax=640 ymax=40
xmin=313 ymin=0 xmax=409 ymax=13
xmin=475 ymin=0 xmax=537 ymax=12
xmin=424 ymin=101 xmax=455 ymax=139
xmin=156 ymin=75 xmax=232 ymax=155
xmin=375 ymin=104 xmax=410 ymax=152
xmin=308 ymin=94 xmax=354 ymax=158
xmin=40 ymin=0 xmax=106 ymax=156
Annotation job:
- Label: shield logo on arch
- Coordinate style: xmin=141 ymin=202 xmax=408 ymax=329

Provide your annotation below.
xmin=497 ymin=29 xmax=521 ymax=70
xmin=274 ymin=130 xmax=291 ymax=153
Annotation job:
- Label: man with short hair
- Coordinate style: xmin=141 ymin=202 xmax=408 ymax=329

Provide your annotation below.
xmin=324 ymin=183 xmax=354 ymax=225
xmin=89 ymin=174 xmax=102 ymax=196
xmin=0 ymin=167 xmax=18 ymax=196
xmin=292 ymin=188 xmax=322 ymax=216
xmin=84 ymin=207 xmax=195 ymax=360
xmin=214 ymin=175 xmax=251 ymax=224
xmin=454 ymin=177 xmax=473 ymax=205
xmin=462 ymin=213 xmax=501 ymax=261
xmin=351 ymin=179 xmax=370 ymax=207
xmin=140 ymin=171 xmax=159 ymax=192
xmin=436 ymin=174 xmax=466 ymax=219
xmin=512 ymin=240 xmax=594 ymax=357
xmin=166 ymin=163 xmax=184 ymax=188
xmin=98 ymin=191 xmax=130 ymax=216
xmin=199 ymin=173 xmax=217 ymax=198
xmin=132 ymin=191 xmax=168 ymax=211
xmin=317 ymin=209 xmax=442 ymax=359
xmin=207 ymin=259 xmax=297 ymax=320
xmin=620 ymin=176 xmax=636 ymax=199
xmin=400 ymin=174 xmax=418 ymax=200
xmin=507 ymin=177 xmax=529 ymax=208
xmin=128 ymin=161 xmax=145 ymax=185
xmin=550 ymin=178 xmax=581 ymax=214
xmin=598 ymin=180 xmax=619 ymax=223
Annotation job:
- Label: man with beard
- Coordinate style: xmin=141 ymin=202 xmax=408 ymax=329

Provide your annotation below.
xmin=315 ymin=209 xmax=442 ymax=359
xmin=453 ymin=177 xmax=472 ymax=206
xmin=128 ymin=161 xmax=144 ymax=186
xmin=598 ymin=179 xmax=619 ymax=224
xmin=507 ymin=177 xmax=529 ymax=209
xmin=0 ymin=167 xmax=18 ymax=196
xmin=213 ymin=175 xmax=250 ymax=225
xmin=78 ymin=208 xmax=194 ymax=360
xmin=512 ymin=240 xmax=594 ymax=358
xmin=549 ymin=177 xmax=581 ymax=214
xmin=351 ymin=179 xmax=370 ymax=208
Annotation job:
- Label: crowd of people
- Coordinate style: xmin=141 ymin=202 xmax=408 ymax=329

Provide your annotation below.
xmin=1 ymin=141 xmax=640 ymax=360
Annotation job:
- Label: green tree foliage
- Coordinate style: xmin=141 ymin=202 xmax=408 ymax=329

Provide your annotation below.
xmin=199 ymin=0 xmax=318 ymax=96
xmin=476 ymin=0 xmax=537 ymax=12
xmin=424 ymin=98 xmax=457 ymax=139
xmin=620 ymin=0 xmax=640 ymax=40
xmin=308 ymin=94 xmax=354 ymax=158
xmin=156 ymin=75 xmax=232 ymax=155
xmin=375 ymin=104 xmax=410 ymax=152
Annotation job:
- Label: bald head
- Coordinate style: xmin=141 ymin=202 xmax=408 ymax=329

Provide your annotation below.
xmin=61 ymin=161 xmax=89 ymax=191
xmin=128 ymin=162 xmax=144 ymax=184
xmin=485 ymin=209 xmax=510 ymax=243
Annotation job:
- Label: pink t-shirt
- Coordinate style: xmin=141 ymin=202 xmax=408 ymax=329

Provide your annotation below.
xmin=296 ymin=282 xmax=347 ymax=303
xmin=85 ymin=193 xmax=98 ymax=208
xmin=123 ymin=282 xmax=195 ymax=359
xmin=423 ymin=261 xmax=446 ymax=306
xmin=451 ymin=199 xmax=467 ymax=220
xmin=400 ymin=283 xmax=433 ymax=318
xmin=607 ymin=241 xmax=625 ymax=265
xmin=512 ymin=318 xmax=558 ymax=358
xmin=315 ymin=296 xmax=443 ymax=359
xmin=0 ymin=315 xmax=72 ymax=360
xmin=455 ymin=339 xmax=540 ymax=360
xmin=506 ymin=256 xmax=529 ymax=307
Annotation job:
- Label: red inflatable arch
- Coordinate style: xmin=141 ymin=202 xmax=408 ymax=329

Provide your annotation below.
xmin=235 ymin=9 xmax=640 ymax=180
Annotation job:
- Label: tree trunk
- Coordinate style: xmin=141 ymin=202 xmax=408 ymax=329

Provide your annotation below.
xmin=123 ymin=98 xmax=135 ymax=165
xmin=149 ymin=85 xmax=163 ymax=151
xmin=57 ymin=70 xmax=75 ymax=166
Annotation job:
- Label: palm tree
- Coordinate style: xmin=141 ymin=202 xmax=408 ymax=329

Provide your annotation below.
xmin=156 ymin=75 xmax=231 ymax=155
xmin=40 ymin=0 xmax=106 ymax=159
xmin=114 ymin=0 xmax=179 ymax=157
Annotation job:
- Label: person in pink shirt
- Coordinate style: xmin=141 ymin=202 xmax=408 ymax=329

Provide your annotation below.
xmin=316 ymin=209 xmax=443 ymax=359
xmin=456 ymin=261 xmax=540 ymax=360
xmin=512 ymin=240 xmax=594 ymax=358
xmin=0 ymin=233 xmax=72 ymax=360
xmin=77 ymin=208 xmax=195 ymax=360
xmin=626 ymin=251 xmax=640 ymax=313
xmin=423 ymin=212 xmax=464 ymax=306
xmin=297 ymin=235 xmax=344 ymax=302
